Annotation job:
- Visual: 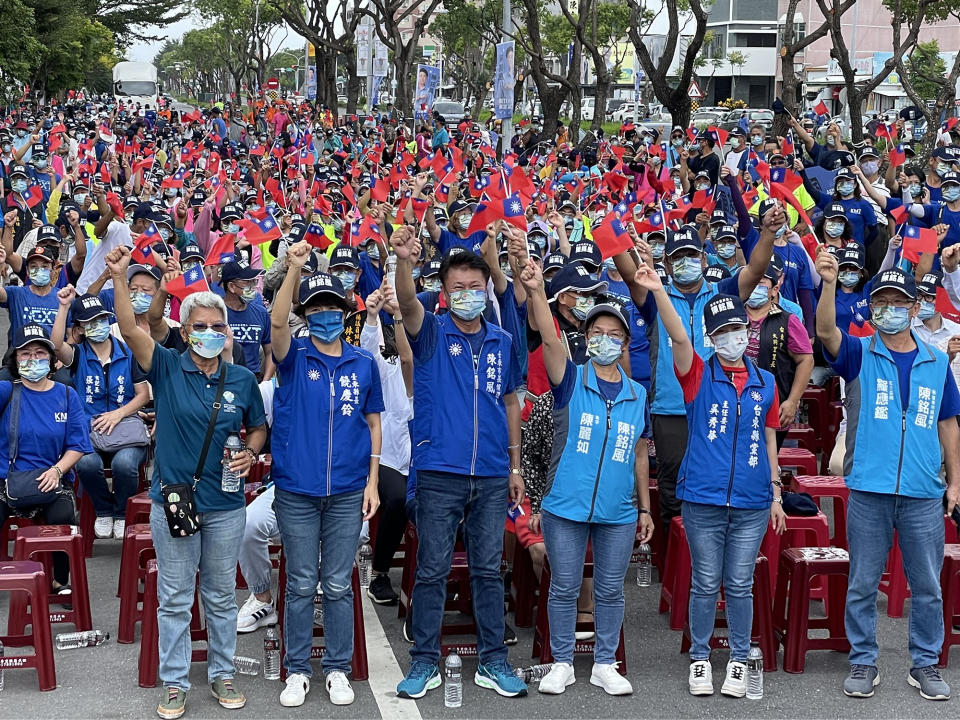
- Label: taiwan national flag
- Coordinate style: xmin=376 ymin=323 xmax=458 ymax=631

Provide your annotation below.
xmin=781 ymin=132 xmax=795 ymax=157
xmin=888 ymin=204 xmax=909 ymax=225
xmin=204 ymin=232 xmax=237 ymax=266
xmin=496 ymin=193 xmax=528 ymax=232
xmin=238 ymin=212 xmax=283 ymax=245
xmin=132 ymin=223 xmax=161 ymax=264
xmin=368 ymin=176 xmax=388 ymax=202
xmin=304 ymin=222 xmax=331 ymax=250
xmin=901 ymin=224 xmax=939 ymax=262
xmin=888 ymin=144 xmax=906 ymax=168
xmin=593 ymin=216 xmax=632 ymax=259
xmin=165 ymin=265 xmax=210 ymax=301
xmin=19 ymin=185 xmax=43 ymax=209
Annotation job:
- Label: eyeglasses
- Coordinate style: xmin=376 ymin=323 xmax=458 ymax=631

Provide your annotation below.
xmin=16 ymin=350 xmax=48 ymax=360
xmin=871 ymin=298 xmax=914 ymax=309
xmin=189 ymin=322 xmax=228 ymax=333
xmin=588 ymin=330 xmax=626 ymax=342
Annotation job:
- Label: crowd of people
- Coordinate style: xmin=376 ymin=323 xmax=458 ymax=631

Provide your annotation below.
xmin=1 ymin=90 xmax=960 ymax=717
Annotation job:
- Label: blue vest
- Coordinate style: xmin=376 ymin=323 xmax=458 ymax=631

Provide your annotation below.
xmin=844 ymin=333 xmax=949 ymax=498
xmin=651 ymin=280 xmax=720 ymax=416
xmin=72 ymin=337 xmax=137 ymax=417
xmin=543 ymin=362 xmax=648 ymax=525
xmin=677 ymin=355 xmax=777 ymax=509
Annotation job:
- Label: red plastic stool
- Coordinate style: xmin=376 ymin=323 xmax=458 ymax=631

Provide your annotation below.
xmin=124 ymin=492 xmax=152 ymax=528
xmin=117 ymin=523 xmax=155 ymax=643
xmin=531 ymin=556 xmax=627 ymax=675
xmin=76 ymin=486 xmax=96 ymax=558
xmin=658 ymin=517 xmax=691 ymax=631
xmin=939 ymin=544 xmax=960 ymax=666
xmin=774 ymin=547 xmax=850 ymax=673
xmin=275 ymin=552 xmax=368 ymax=680
xmin=0 ymin=516 xmax=35 ymax=561
xmin=9 ymin=525 xmax=92 ymax=633
xmin=793 ymin=476 xmax=849 ymax=548
xmin=680 ymin=554 xmax=778 ymax=671
xmin=778 ymin=448 xmax=819 ymax=477
xmin=0 ymin=560 xmax=57 ymax=690
xmin=138 ymin=561 xmax=209 ymax=688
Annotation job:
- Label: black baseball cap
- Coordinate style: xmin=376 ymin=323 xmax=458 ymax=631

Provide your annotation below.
xmin=583 ymin=302 xmax=630 ymax=336
xmin=838 ymin=245 xmax=865 ymax=269
xmin=569 ymin=241 xmax=602 ymax=268
xmin=917 ymin=272 xmax=942 ymax=297
xmin=709 ymin=209 xmax=727 ymax=226
xmin=181 ymin=244 xmax=204 ymax=262
xmin=543 ymin=252 xmax=566 ymax=274
xmin=298 ymin=272 xmax=347 ymax=308
xmin=12 ymin=324 xmax=55 ymax=352
xmin=824 ymin=202 xmax=847 ymax=220
xmin=870 ymin=268 xmax=917 ymax=301
xmin=704 ymin=264 xmax=731 ymax=283
xmin=665 ymin=229 xmax=702 ymax=257
xmin=127 ymin=264 xmax=162 ymax=282
xmin=764 ymin=254 xmax=784 ymax=282
xmin=71 ymin=293 xmax=113 ymax=323
xmin=421 ymin=259 xmax=442 ymax=278
xmin=704 ymin=294 xmax=748 ymax=335
xmin=220 ymin=260 xmax=262 ymax=283
xmin=941 ymin=171 xmax=960 ymax=187
xmin=220 ymin=203 xmax=244 ymax=221
xmin=330 ymin=245 xmax=360 ymax=270
xmin=714 ymin=224 xmax=738 ymax=242
xmin=548 ymin=262 xmax=608 ymax=299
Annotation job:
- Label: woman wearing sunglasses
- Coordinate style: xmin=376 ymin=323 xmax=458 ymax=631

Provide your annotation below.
xmin=106 ymin=245 xmax=267 ymax=720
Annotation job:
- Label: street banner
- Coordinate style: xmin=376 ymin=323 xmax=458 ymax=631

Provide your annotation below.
xmin=414 ymin=64 xmax=440 ymax=121
xmin=494 ymin=41 xmax=515 ymax=120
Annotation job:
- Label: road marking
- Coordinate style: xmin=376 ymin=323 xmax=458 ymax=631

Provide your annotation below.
xmin=362 ymin=596 xmax=423 ymax=720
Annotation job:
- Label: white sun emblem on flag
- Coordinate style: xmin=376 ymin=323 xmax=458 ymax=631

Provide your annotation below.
xmin=751 ymin=390 xmax=763 ymax=402
xmin=307 ymin=369 xmax=321 ymax=381
xmin=449 ymin=342 xmax=463 ymax=357
xmin=510 ymin=200 xmax=522 ymax=214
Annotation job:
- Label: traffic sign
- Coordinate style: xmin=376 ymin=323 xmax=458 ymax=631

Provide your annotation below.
xmin=265 ymin=77 xmax=280 ymax=91
xmin=687 ymin=80 xmax=704 ymax=99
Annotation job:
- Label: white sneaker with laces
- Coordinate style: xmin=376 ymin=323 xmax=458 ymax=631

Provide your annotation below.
xmin=325 ymin=670 xmax=354 ymax=705
xmin=236 ymin=594 xmax=278 ymax=633
xmin=720 ymin=661 xmax=747 ymax=698
xmin=688 ymin=660 xmax=714 ymax=696
xmin=112 ymin=519 xmax=126 ymax=540
xmin=94 ymin=517 xmax=113 ymax=538
xmin=538 ymin=662 xmax=575 ymax=694
xmin=589 ymin=662 xmax=633 ymax=695
xmin=279 ymin=673 xmax=310 ymax=707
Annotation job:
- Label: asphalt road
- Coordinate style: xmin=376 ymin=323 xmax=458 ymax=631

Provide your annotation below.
xmin=1 ymin=535 xmax=958 ymax=720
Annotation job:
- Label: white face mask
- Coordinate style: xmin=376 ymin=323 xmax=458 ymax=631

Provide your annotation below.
xmin=712 ymin=328 xmax=748 ymax=363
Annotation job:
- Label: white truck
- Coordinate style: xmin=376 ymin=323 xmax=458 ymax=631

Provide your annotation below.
xmin=112 ymin=62 xmax=159 ymax=110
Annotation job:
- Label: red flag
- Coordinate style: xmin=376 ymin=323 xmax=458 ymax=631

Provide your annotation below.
xmin=888 ymin=204 xmax=909 ymax=224
xmin=165 ymin=265 xmax=210 ymax=301
xmin=133 ymin=157 xmax=154 ymax=175
xmin=848 ymin=320 xmax=875 ymax=338
xmin=105 ymin=191 xmax=125 ymax=221
xmin=888 ymin=144 xmax=906 ymax=168
xmin=602 ymin=171 xmax=628 ymax=196
xmin=593 ymin=217 xmax=633 ymax=260
xmin=901 ymin=225 xmax=938 ymax=262
xmin=304 ymin=223 xmax=332 ymax=250
xmin=132 ymin=223 xmax=160 ymax=264
xmin=768 ymin=183 xmax=812 ymax=227
xmin=19 ymin=185 xmax=43 ymax=209
xmin=237 ymin=212 xmax=282 ymax=245
xmin=798 ymin=232 xmax=820 ymax=263
xmin=936 ymin=287 xmax=960 ymax=323
xmin=204 ymin=232 xmax=237 ymax=266
xmin=814 ymin=100 xmax=829 ymax=117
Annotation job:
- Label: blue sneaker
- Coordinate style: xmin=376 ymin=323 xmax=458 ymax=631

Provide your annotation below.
xmin=397 ymin=661 xmax=441 ymax=699
xmin=475 ymin=659 xmax=528 ymax=697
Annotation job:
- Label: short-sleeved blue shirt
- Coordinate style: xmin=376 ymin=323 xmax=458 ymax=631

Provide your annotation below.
xmin=2 ymin=286 xmax=61 ymax=334
xmin=227 ymin=301 xmax=271 ymax=373
xmin=147 ymin=345 xmax=266 ymax=512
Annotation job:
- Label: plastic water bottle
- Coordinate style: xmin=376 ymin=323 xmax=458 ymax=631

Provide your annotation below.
xmin=233 ymin=656 xmax=260 ymax=675
xmin=263 ymin=627 xmax=281 ymax=680
xmin=636 ymin=543 xmax=652 ymax=587
xmin=384 ymin=254 xmax=397 ymax=287
xmin=55 ymin=630 xmax=110 ymax=649
xmin=357 ymin=543 xmax=372 ymax=588
xmin=514 ymin=663 xmax=552 ymax=683
xmin=746 ymin=642 xmax=764 ymax=699
xmin=221 ymin=432 xmax=243 ymax=492
xmin=444 ymin=652 xmax=462 ymax=708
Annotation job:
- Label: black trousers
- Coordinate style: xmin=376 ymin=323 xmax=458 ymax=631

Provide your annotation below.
xmin=0 ymin=490 xmax=77 ymax=585
xmin=372 ymin=465 xmax=410 ymax=574
xmin=651 ymin=414 xmax=689 ymax=530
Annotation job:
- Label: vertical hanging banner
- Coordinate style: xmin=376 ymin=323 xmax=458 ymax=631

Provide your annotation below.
xmin=494 ymin=41 xmax=515 ymax=120
xmin=306 ymin=65 xmax=317 ymax=100
xmin=414 ymin=65 xmax=441 ymax=122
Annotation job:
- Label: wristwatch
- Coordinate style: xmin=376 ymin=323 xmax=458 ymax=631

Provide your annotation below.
xmin=772 ymin=496 xmax=783 ymax=505
xmin=510 ymin=468 xmax=522 ymax=475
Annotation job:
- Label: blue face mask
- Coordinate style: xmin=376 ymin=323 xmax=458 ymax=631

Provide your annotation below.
xmin=307 ymin=309 xmax=344 ymax=343
xmin=366 ymin=245 xmax=380 ymax=262
xmin=412 ymin=266 xmax=421 ymax=281
xmin=130 ymin=292 xmax=153 ymax=315
xmin=917 ymin=300 xmax=937 ymax=320
xmin=571 ymin=295 xmax=595 ymax=321
xmin=73 ymin=193 xmax=87 ymax=205
xmin=837 ymin=181 xmax=855 ymax=196
xmin=448 ymin=289 xmax=487 ymax=321
xmin=586 ymin=334 xmax=623 ymax=366
xmin=28 ymin=266 xmax=51 ymax=286
xmin=871 ymin=305 xmax=911 ymax=334
xmin=716 ymin=243 xmax=736 ymax=259
xmin=838 ymin=270 xmax=860 ymax=288
xmin=775 ymin=224 xmax=788 ymax=239
xmin=11 ymin=179 xmax=27 ymax=193
xmin=18 ymin=358 xmax=50 ymax=382
xmin=672 ymin=257 xmax=703 ymax=285
xmin=34 ymin=159 xmax=48 ymax=170
xmin=225 ymin=222 xmax=240 ymax=234
xmin=187 ymin=328 xmax=226 ymax=358
xmin=825 ymin=221 xmax=845 ymax=238
xmin=84 ymin=319 xmax=111 ymax=343
xmin=750 ymin=135 xmax=763 ymax=146
xmin=333 ymin=271 xmax=356 ymax=292
xmin=943 ymin=186 xmax=960 ymax=203
xmin=650 ymin=242 xmax=665 ymax=260
xmin=746 ymin=284 xmax=770 ymax=308
xmin=424 ymin=278 xmax=441 ymax=292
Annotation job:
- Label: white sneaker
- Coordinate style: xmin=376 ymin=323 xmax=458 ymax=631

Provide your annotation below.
xmin=279 ymin=673 xmax=310 ymax=707
xmin=94 ymin=517 xmax=114 ymax=538
xmin=112 ymin=519 xmax=126 ymax=539
xmin=589 ymin=662 xmax=633 ymax=695
xmin=325 ymin=670 xmax=354 ymax=705
xmin=538 ymin=662 xmax=575 ymax=694
xmin=236 ymin=594 xmax=278 ymax=633
xmin=720 ymin=661 xmax=747 ymax=698
xmin=688 ymin=660 xmax=714 ymax=696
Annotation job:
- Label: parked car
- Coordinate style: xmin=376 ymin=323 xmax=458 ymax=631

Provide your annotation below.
xmin=612 ymin=102 xmax=640 ymax=124
xmin=719 ymin=108 xmax=774 ymax=133
xmin=432 ymin=99 xmax=466 ymax=124
xmin=581 ymin=96 xmax=596 ymax=121
xmin=606 ymin=97 xmax=627 ymax=118
xmin=691 ymin=110 xmax=725 ymax=127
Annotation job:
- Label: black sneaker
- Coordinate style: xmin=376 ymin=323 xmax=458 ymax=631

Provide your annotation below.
xmin=504 ymin=622 xmax=518 ymax=646
xmin=402 ymin=613 xmax=414 ymax=643
xmin=367 ymin=574 xmax=399 ymax=605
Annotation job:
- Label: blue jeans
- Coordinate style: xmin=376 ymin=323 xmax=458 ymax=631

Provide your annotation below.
xmin=149 ymin=502 xmax=245 ymax=690
xmin=541 ymin=510 xmax=635 ymax=664
xmin=273 ymin=487 xmax=363 ymax=677
xmin=77 ymin=446 xmax=147 ymax=519
xmin=682 ymin=501 xmax=769 ymax=662
xmin=846 ymin=490 xmax=944 ymax=668
xmin=411 ymin=470 xmax=508 ymax=666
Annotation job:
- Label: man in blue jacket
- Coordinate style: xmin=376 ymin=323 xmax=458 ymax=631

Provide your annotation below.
xmin=389 ymin=224 xmax=528 ymax=700
xmin=817 ymin=255 xmax=960 ymax=702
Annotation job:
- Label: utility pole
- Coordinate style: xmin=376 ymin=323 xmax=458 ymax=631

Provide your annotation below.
xmin=500 ymin=0 xmax=512 ymax=154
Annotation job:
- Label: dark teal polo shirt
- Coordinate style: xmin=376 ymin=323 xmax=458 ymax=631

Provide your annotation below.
xmin=147 ymin=344 xmax=266 ymax=512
